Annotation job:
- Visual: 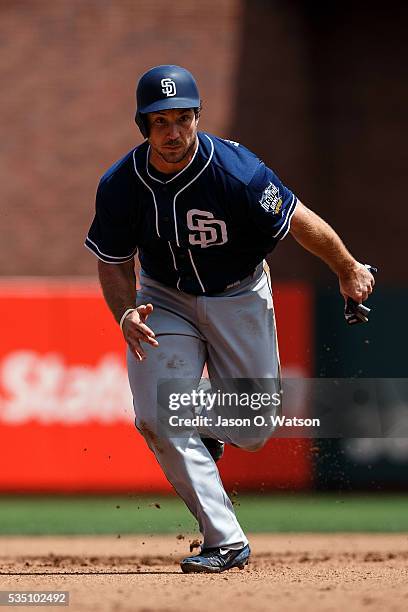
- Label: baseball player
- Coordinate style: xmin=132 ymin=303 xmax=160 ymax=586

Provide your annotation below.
xmin=85 ymin=65 xmax=375 ymax=573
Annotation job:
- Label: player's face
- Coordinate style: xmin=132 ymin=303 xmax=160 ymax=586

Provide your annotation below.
xmin=147 ymin=108 xmax=198 ymax=172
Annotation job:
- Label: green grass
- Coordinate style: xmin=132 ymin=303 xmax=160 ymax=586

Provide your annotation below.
xmin=0 ymin=494 xmax=407 ymax=535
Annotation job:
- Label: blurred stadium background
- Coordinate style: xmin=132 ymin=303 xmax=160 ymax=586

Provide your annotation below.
xmin=0 ymin=0 xmax=407 ymax=535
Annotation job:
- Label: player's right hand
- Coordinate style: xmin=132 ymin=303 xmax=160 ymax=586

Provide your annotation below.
xmin=122 ymin=304 xmax=159 ymax=361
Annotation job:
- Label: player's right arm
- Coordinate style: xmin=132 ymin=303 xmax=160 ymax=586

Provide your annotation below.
xmin=97 ymin=259 xmax=158 ymax=362
xmin=85 ymin=170 xmax=158 ymax=361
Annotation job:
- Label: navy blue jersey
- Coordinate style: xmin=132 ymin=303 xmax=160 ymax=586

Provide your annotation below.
xmin=85 ymin=132 xmax=298 ymax=295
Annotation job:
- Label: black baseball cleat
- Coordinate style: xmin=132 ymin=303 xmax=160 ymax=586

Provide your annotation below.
xmin=200 ymin=437 xmax=225 ymax=462
xmin=180 ymin=544 xmax=250 ymax=574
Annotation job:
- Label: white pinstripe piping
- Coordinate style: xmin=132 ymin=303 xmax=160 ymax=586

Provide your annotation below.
xmin=188 ymin=249 xmax=205 ymax=293
xmin=133 ymin=150 xmax=160 ymax=238
xmin=84 ymin=242 xmax=135 ymax=265
xmin=279 ymin=196 xmax=298 ymax=240
xmin=146 ymin=140 xmax=199 ymax=184
xmin=272 ymin=195 xmax=297 ymax=239
xmin=168 ymin=241 xmax=181 ymax=289
xmin=173 ymin=134 xmax=214 ymax=246
xmin=85 ymin=236 xmax=137 ymax=260
xmin=168 ymin=241 xmax=177 ymax=270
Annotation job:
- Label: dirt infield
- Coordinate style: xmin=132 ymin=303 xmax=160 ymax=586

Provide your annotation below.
xmin=1 ymin=534 xmax=407 ymax=611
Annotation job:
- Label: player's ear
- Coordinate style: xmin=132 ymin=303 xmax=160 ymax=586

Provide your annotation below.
xmin=135 ymin=111 xmax=149 ymax=138
xmin=194 ymin=101 xmax=202 ymax=124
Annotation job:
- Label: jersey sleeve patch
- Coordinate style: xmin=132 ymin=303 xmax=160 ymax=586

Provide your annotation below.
xmin=84 ymin=176 xmax=138 ymax=264
xmin=247 ymin=163 xmax=298 ymax=241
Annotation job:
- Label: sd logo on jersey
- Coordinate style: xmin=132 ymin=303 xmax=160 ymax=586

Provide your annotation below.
xmin=259 ymin=182 xmax=283 ymax=215
xmin=187 ymin=209 xmax=228 ymax=248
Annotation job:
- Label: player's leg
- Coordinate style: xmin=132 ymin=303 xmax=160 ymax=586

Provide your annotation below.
xmin=203 ymin=264 xmax=281 ymax=450
xmin=127 ymin=279 xmax=247 ymax=549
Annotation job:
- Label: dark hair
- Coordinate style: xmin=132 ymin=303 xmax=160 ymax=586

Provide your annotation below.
xmin=194 ymin=100 xmax=203 ymax=119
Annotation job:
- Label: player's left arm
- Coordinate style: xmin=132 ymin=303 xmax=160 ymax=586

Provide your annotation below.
xmin=289 ymin=200 xmax=375 ymax=303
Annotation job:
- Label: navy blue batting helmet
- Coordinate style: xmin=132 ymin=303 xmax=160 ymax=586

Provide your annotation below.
xmin=135 ymin=65 xmax=200 ymax=137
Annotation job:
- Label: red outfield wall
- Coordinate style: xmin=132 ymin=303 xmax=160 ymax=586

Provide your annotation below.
xmin=0 ymin=279 xmax=313 ymax=492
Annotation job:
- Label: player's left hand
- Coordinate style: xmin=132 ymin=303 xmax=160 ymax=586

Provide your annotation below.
xmin=338 ymin=261 xmax=375 ymax=303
